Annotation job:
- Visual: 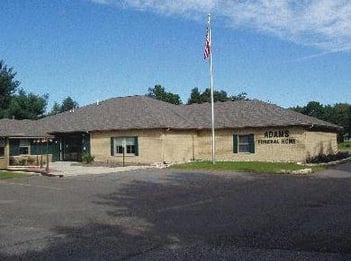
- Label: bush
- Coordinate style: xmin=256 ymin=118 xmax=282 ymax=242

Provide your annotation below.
xmin=82 ymin=152 xmax=95 ymax=164
xmin=306 ymin=151 xmax=350 ymax=164
xmin=339 ymin=142 xmax=351 ymax=150
xmin=27 ymin=157 xmax=35 ymax=165
xmin=9 ymin=157 xmax=18 ymax=166
xmin=18 ymin=159 xmax=27 ymax=166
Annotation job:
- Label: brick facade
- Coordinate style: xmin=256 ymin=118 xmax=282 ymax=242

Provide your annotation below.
xmin=89 ymin=127 xmax=338 ymax=164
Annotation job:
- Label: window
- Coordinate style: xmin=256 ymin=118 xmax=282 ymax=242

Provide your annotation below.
xmin=19 ymin=139 xmax=30 ymax=155
xmin=111 ymin=137 xmax=138 ymax=156
xmin=238 ymin=135 xmax=250 ymax=153
xmin=0 ymin=138 xmax=4 ymax=157
xmin=233 ymin=134 xmax=255 ymax=154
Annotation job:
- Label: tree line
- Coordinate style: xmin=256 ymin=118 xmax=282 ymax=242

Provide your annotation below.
xmin=1 ymin=60 xmax=350 ymax=141
xmin=146 ymin=84 xmax=249 ymax=105
xmin=0 ymin=60 xmax=78 ymax=120
xmin=290 ymin=101 xmax=351 ymax=141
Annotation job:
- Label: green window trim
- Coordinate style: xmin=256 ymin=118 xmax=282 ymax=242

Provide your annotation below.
xmin=233 ymin=134 xmax=255 ymax=154
xmin=248 ymin=134 xmax=255 ymax=153
xmin=110 ymin=136 xmax=139 ymax=157
xmin=0 ymin=138 xmax=4 ymax=157
xmin=233 ymin=135 xmax=238 ymax=153
xmin=9 ymin=139 xmax=20 ymax=156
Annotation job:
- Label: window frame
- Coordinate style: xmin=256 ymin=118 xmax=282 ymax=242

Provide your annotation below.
xmin=238 ymin=135 xmax=250 ymax=153
xmin=19 ymin=139 xmax=31 ymax=155
xmin=111 ymin=136 xmax=138 ymax=157
xmin=233 ymin=134 xmax=255 ymax=154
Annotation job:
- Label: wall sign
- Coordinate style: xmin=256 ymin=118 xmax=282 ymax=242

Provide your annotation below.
xmin=257 ymin=130 xmax=296 ymax=145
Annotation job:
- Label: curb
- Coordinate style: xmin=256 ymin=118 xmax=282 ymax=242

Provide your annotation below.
xmin=5 ymin=168 xmax=64 ymax=178
xmin=42 ymin=172 xmax=64 ymax=178
xmin=280 ymin=168 xmax=313 ymax=175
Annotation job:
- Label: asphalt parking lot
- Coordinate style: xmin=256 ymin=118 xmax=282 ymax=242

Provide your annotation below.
xmin=1 ymin=162 xmax=351 ymax=260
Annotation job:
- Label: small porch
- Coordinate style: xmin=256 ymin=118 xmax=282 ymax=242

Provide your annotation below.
xmin=0 ymin=132 xmax=90 ymax=170
xmin=52 ymin=132 xmax=90 ymax=162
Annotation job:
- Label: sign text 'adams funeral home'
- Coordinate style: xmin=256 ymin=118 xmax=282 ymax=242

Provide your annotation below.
xmin=257 ymin=130 xmax=297 ymax=145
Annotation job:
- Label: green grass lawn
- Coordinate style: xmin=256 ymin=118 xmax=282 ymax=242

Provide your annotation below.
xmin=171 ymin=161 xmax=324 ymax=174
xmin=339 ymin=141 xmax=351 ymax=151
xmin=0 ymin=171 xmax=32 ymax=179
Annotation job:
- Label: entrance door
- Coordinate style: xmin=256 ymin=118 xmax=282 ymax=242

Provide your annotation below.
xmin=55 ymin=132 xmax=90 ymax=162
xmin=62 ymin=134 xmax=83 ymax=161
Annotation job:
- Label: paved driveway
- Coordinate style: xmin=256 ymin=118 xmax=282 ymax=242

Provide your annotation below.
xmin=1 ymin=163 xmax=351 ymax=260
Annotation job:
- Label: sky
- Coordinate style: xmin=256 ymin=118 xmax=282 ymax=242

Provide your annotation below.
xmin=1 ymin=0 xmax=351 ymax=110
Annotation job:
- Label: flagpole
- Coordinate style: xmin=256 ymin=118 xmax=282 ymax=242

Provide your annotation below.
xmin=208 ymin=14 xmax=216 ymax=164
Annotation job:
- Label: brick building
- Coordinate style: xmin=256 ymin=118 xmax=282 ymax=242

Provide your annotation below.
xmin=0 ymin=96 xmax=341 ymax=168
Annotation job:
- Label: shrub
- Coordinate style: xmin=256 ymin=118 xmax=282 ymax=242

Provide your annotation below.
xmin=9 ymin=157 xmax=18 ymax=166
xmin=27 ymin=157 xmax=35 ymax=165
xmin=306 ymin=151 xmax=350 ymax=164
xmin=82 ymin=152 xmax=95 ymax=164
xmin=18 ymin=159 xmax=27 ymax=166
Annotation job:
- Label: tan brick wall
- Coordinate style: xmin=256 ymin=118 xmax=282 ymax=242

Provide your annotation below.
xmin=305 ymin=131 xmax=338 ymax=158
xmin=89 ymin=127 xmax=338 ymax=164
xmin=0 ymin=138 xmax=9 ymax=169
xmin=243 ymin=127 xmax=306 ymax=162
xmin=163 ymin=130 xmax=197 ymax=163
xmin=195 ymin=127 xmax=337 ymax=163
xmin=90 ymin=129 xmax=164 ymax=164
xmin=90 ymin=129 xmax=198 ymax=164
xmin=0 ymin=158 xmax=6 ymax=169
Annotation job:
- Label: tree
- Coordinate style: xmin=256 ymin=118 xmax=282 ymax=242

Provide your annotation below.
xmin=290 ymin=101 xmax=351 ymax=142
xmin=49 ymin=96 xmax=79 ymax=115
xmin=187 ymin=87 xmax=202 ymax=104
xmin=187 ymin=88 xmax=249 ymax=104
xmin=303 ymin=101 xmax=325 ymax=119
xmin=0 ymin=60 xmax=20 ymax=117
xmin=231 ymin=92 xmax=249 ymax=101
xmin=49 ymin=102 xmax=61 ymax=115
xmin=332 ymin=103 xmax=351 ymax=140
xmin=61 ymin=96 xmax=79 ymax=112
xmin=5 ymin=89 xmax=48 ymax=120
xmin=203 ymin=88 xmax=229 ymax=103
xmin=147 ymin=85 xmax=182 ymax=105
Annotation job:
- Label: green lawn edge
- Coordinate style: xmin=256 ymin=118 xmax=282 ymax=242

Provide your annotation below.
xmin=0 ymin=171 xmax=33 ymax=180
xmin=171 ymin=161 xmax=324 ymax=174
xmin=338 ymin=141 xmax=351 ymax=151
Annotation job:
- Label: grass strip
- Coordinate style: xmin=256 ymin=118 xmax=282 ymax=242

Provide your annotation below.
xmin=0 ymin=171 xmax=32 ymax=179
xmin=171 ymin=161 xmax=324 ymax=174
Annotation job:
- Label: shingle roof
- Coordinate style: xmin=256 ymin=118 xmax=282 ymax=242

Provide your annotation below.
xmin=0 ymin=96 xmax=342 ymax=136
xmin=0 ymin=119 xmax=49 ymax=137
xmin=37 ymin=96 xmax=193 ymax=133
xmin=179 ymin=99 xmax=341 ymax=130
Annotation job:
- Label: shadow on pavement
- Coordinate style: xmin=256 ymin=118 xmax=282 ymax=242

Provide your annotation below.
xmin=2 ymin=171 xmax=351 ymax=260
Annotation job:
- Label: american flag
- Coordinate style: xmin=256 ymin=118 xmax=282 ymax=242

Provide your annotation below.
xmin=204 ymin=22 xmax=211 ymax=60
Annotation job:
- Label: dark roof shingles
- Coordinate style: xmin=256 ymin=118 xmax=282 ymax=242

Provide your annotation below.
xmin=0 ymin=119 xmax=49 ymax=137
xmin=1 ymin=96 xmax=341 ymax=136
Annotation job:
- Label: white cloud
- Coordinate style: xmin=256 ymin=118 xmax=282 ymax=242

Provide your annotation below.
xmin=90 ymin=0 xmax=109 ymax=4
xmin=90 ymin=0 xmax=351 ymax=51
